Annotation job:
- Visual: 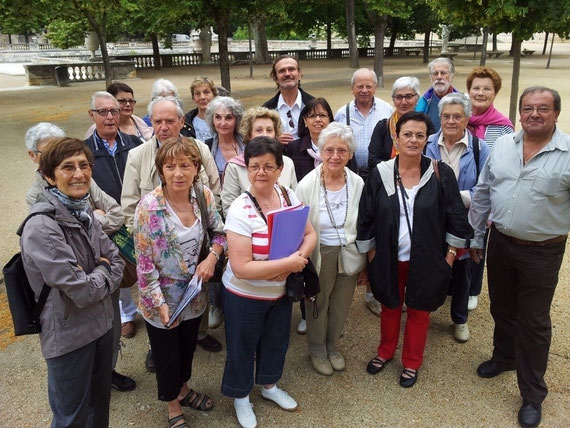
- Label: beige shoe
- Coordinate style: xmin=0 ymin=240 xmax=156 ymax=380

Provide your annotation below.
xmin=365 ymin=298 xmax=381 ymax=316
xmin=454 ymin=323 xmax=470 ymax=342
xmin=468 ymin=295 xmax=478 ymax=311
xmin=310 ymin=354 xmax=333 ymax=376
xmin=328 ymin=352 xmax=345 ymax=371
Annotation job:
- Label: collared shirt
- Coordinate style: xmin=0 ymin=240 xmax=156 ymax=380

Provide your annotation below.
xmin=335 ymin=97 xmax=393 ymax=169
xmin=277 ymin=90 xmax=303 ymax=139
xmin=438 ymin=131 xmax=468 ymax=177
xmin=469 ymin=127 xmax=570 ymax=247
xmin=94 ymin=131 xmax=120 ymax=157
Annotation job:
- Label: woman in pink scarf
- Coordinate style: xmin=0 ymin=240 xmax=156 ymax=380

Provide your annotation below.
xmin=466 ymin=67 xmax=514 ymax=149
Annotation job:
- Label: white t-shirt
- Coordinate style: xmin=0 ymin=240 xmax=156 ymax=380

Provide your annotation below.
xmin=222 ymin=184 xmax=301 ymax=300
xmin=319 ymin=185 xmax=348 ymax=245
xmin=193 ymin=116 xmax=214 ymax=142
xmin=397 ymin=184 xmax=419 ymax=261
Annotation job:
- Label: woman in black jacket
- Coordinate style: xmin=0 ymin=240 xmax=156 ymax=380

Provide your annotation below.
xmin=357 ymin=112 xmax=472 ymax=388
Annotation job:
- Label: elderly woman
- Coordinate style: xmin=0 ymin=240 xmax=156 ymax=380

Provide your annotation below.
xmin=466 ymin=66 xmax=514 ymax=149
xmin=295 ymin=123 xmax=365 ymax=375
xmin=466 ymin=67 xmax=514 ymax=310
xmin=358 ymin=112 xmax=472 ymax=388
xmin=425 ymin=93 xmax=490 ymax=342
xmin=369 ymin=77 xmax=423 ymax=170
xmin=85 ymin=82 xmax=153 ymax=142
xmin=133 ymin=137 xmax=226 ymax=428
xmin=221 ymin=106 xmax=297 ymax=217
xmin=143 ymin=79 xmax=180 ymax=126
xmin=221 ymin=137 xmax=316 ymax=428
xmin=204 ymin=96 xmax=245 ymax=179
xmin=20 ymin=138 xmax=124 ymax=427
xmin=181 ymin=76 xmax=218 ymax=141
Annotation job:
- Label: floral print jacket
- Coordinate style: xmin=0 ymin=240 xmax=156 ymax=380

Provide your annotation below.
xmin=134 ymin=185 xmax=226 ymax=324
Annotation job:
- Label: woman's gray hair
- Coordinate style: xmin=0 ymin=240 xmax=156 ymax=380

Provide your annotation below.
xmin=317 ymin=122 xmax=357 ymax=155
xmin=148 ymin=96 xmax=184 ymax=119
xmin=150 ymin=79 xmax=179 ymax=100
xmin=205 ymin=96 xmax=244 ymax=137
xmin=25 ymin=122 xmax=65 ymax=151
xmin=391 ymin=76 xmax=421 ymax=97
xmin=438 ymin=92 xmax=472 ymax=118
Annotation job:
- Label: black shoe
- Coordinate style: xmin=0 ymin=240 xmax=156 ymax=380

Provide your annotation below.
xmin=366 ymin=357 xmax=392 ymax=375
xmin=518 ymin=400 xmax=541 ymax=428
xmin=111 ymin=370 xmax=136 ymax=392
xmin=399 ymin=368 xmax=418 ymax=388
xmin=197 ymin=334 xmax=222 ymax=352
xmin=476 ymin=360 xmax=515 ymax=378
xmin=145 ymin=349 xmax=156 ymax=373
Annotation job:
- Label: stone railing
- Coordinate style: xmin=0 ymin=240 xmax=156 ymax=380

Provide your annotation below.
xmin=24 ymin=60 xmax=136 ymax=86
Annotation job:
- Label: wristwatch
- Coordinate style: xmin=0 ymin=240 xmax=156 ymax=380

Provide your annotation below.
xmin=209 ymin=246 xmax=220 ymax=261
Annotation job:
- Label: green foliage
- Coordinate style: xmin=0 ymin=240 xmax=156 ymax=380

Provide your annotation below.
xmin=0 ymin=0 xmax=48 ymax=36
xmin=46 ymin=19 xmax=87 ymax=48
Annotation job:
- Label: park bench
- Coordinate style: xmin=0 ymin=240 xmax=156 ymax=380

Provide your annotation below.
xmin=522 ymin=49 xmax=535 ymax=57
xmin=487 ymin=51 xmax=505 ymax=58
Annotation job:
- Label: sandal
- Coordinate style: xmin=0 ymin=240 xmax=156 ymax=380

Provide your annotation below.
xmin=168 ymin=414 xmax=188 ymax=428
xmin=366 ymin=356 xmax=392 ymax=374
xmin=179 ymin=388 xmax=214 ymax=411
xmin=399 ymin=368 xmax=418 ymax=388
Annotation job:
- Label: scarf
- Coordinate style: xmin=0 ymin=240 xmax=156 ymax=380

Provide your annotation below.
xmin=421 ymin=85 xmax=456 ymax=101
xmin=388 ymin=112 xmax=400 ymax=159
xmin=48 ymin=187 xmax=92 ymax=231
xmin=468 ymin=104 xmax=513 ymax=139
xmin=306 ymin=140 xmax=323 ymax=168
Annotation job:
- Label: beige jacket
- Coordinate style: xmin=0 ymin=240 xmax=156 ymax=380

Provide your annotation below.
xmin=121 ymin=136 xmax=221 ymax=229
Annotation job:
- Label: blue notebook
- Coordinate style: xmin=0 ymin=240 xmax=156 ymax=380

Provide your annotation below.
xmin=268 ymin=205 xmax=310 ymax=260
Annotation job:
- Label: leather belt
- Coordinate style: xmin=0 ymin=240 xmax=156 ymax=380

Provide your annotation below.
xmin=492 ymin=225 xmax=567 ymax=247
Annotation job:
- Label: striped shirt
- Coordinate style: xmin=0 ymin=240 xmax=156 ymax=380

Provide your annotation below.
xmin=484 ymin=124 xmax=515 ymax=149
xmin=222 ymin=184 xmax=300 ymax=300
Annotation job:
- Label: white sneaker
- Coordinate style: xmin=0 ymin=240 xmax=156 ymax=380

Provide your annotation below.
xmin=261 ymin=386 xmax=298 ymax=411
xmin=468 ymin=296 xmax=478 ymax=311
xmin=365 ymin=298 xmax=381 ymax=316
xmin=454 ymin=323 xmax=470 ymax=342
xmin=208 ymin=306 xmax=222 ymax=329
xmin=296 ymin=319 xmax=307 ymax=335
xmin=234 ymin=400 xmax=257 ymax=428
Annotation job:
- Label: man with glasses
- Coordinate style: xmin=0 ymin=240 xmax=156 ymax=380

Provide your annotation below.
xmin=84 ymin=91 xmax=141 ymax=393
xmin=263 ymin=55 xmax=314 ymax=144
xmin=416 ymin=57 xmax=458 ymax=131
xmin=469 ymin=87 xmax=570 ymax=428
xmin=334 ymin=68 xmax=393 ymax=181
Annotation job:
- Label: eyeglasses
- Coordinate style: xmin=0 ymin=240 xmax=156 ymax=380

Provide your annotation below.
xmin=247 ymin=164 xmax=278 ymax=173
xmin=91 ymin=108 xmax=121 ymax=117
xmin=117 ymin=98 xmax=137 ymax=106
xmin=431 ymin=71 xmax=450 ymax=77
xmin=520 ymin=106 xmax=553 ymax=115
xmin=306 ymin=113 xmax=329 ymax=120
xmin=392 ymin=94 xmax=417 ymax=101
xmin=286 ymin=110 xmax=295 ymax=129
xmin=399 ymin=131 xmax=427 ymax=141
xmin=323 ymin=148 xmax=349 ymax=157
xmin=58 ymin=162 xmax=93 ymax=174
xmin=441 ymin=114 xmax=465 ymax=122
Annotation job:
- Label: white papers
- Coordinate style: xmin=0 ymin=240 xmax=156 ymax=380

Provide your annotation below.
xmin=166 ymin=276 xmax=202 ymax=328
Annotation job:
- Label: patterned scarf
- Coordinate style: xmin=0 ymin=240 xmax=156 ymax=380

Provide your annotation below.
xmin=48 ymin=187 xmax=92 ymax=231
xmin=468 ymin=104 xmax=513 ymax=139
xmin=306 ymin=140 xmax=323 ymax=168
xmin=388 ymin=112 xmax=400 ymax=159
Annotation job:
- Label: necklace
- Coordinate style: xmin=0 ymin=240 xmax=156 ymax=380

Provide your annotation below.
xmin=253 ymin=189 xmax=275 ymax=209
xmin=321 ymin=169 xmax=348 ymax=230
xmin=523 ymin=144 xmax=542 ymax=165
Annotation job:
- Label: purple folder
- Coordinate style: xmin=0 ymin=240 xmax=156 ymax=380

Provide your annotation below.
xmin=268 ymin=205 xmax=310 ymax=260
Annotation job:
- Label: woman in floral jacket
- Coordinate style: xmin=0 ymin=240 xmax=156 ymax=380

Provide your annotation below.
xmin=134 ymin=137 xmax=226 ymax=428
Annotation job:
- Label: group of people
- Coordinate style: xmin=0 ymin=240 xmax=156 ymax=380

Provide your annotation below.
xmin=19 ymin=54 xmax=569 ymax=428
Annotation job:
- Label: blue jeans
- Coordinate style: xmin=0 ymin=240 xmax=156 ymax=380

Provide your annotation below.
xmin=46 ymin=328 xmax=113 ymax=428
xmin=221 ymin=287 xmax=292 ymax=398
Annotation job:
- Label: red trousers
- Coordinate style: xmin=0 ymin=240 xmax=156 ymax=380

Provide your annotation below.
xmin=377 ymin=261 xmax=430 ymax=370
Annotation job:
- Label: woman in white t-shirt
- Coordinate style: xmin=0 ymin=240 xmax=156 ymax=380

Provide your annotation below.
xmin=221 ymin=137 xmax=316 ymax=428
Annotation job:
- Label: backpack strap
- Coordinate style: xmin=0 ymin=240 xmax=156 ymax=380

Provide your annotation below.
xmin=278 ymin=184 xmax=292 ymax=207
xmin=193 ymin=183 xmax=211 ymax=261
xmin=472 ymin=135 xmax=480 ymax=177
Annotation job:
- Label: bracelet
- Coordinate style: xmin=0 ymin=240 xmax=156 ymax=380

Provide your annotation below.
xmin=447 ymin=248 xmax=457 ymax=257
xmin=209 ymin=247 xmax=220 ymax=261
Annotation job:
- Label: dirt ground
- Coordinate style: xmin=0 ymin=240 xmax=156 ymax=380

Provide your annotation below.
xmin=0 ymin=39 xmax=569 ymax=427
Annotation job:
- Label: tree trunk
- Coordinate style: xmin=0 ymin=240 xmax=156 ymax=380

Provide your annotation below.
xmin=252 ymin=18 xmax=270 ymax=64
xmin=217 ymin=13 xmax=231 ymax=93
xmin=492 ymin=33 xmax=498 ymax=51
xmin=248 ymin=23 xmax=254 ymax=78
xmin=151 ymin=33 xmax=161 ymax=70
xmin=8 ymin=34 xmax=12 ymax=44
xmin=546 ymin=33 xmax=554 ymax=69
xmin=86 ymin=13 xmax=112 ymax=88
xmin=345 ymin=0 xmax=359 ymax=68
xmin=423 ymin=30 xmax=430 ymax=64
xmin=509 ymin=38 xmax=515 ymax=56
xmin=479 ymin=28 xmax=489 ymax=66
xmin=199 ymin=26 xmax=213 ymax=64
xmin=508 ymin=38 xmax=522 ymax=124
xmin=24 ymin=33 xmax=29 ymax=44
xmin=366 ymin=11 xmax=387 ymax=87
xmin=326 ymin=3 xmax=332 ymax=59
xmin=388 ymin=29 xmax=397 ymax=57
xmin=542 ymin=32 xmax=549 ymax=55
